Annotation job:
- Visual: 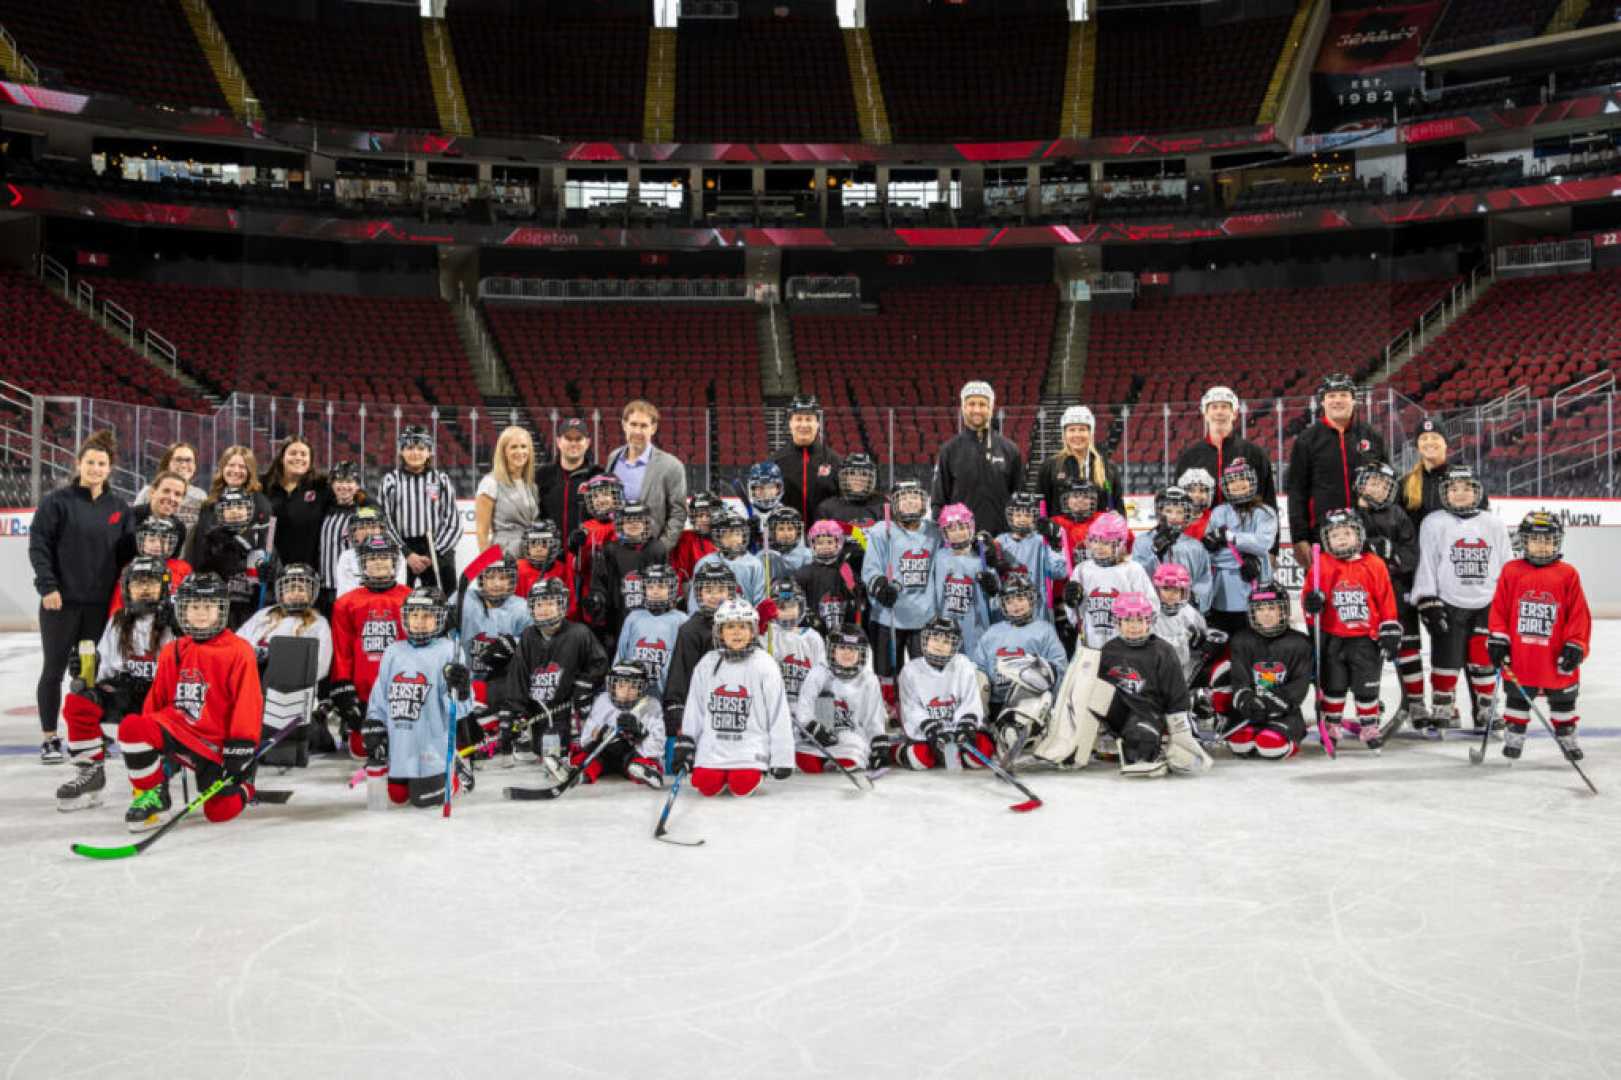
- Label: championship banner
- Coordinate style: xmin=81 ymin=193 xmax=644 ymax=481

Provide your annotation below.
xmin=1312 ymin=3 xmax=1443 ymax=130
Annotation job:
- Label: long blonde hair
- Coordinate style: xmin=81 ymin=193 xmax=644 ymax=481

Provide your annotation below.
xmin=1050 ymin=445 xmax=1110 ymax=489
xmin=491 ymin=426 xmax=536 ymax=487
xmin=207 ymin=445 xmax=263 ymax=501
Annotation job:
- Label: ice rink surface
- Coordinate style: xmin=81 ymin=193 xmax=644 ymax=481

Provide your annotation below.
xmin=1 ymin=627 xmax=1619 ymax=1080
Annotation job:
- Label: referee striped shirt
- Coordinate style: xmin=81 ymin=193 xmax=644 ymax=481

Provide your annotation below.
xmin=318 ymin=504 xmax=358 ymax=590
xmin=377 ymin=468 xmax=461 ymax=559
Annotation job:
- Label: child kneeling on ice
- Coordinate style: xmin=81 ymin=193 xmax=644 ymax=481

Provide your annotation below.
xmin=794 ymin=628 xmax=890 ymax=773
xmin=894 ymin=617 xmax=996 ymax=770
xmin=1093 ymin=592 xmax=1211 ymax=777
xmin=365 ymin=587 xmax=474 ymax=808
xmin=672 ymin=598 xmax=794 ymax=797
xmin=574 ymin=661 xmax=665 ymax=787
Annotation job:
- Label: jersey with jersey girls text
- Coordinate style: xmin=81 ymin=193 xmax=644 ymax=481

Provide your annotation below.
xmin=682 ymin=648 xmax=795 ymax=772
xmin=794 ymin=663 xmax=886 ymax=763
xmin=1488 ymin=557 xmax=1591 ymax=691
xmin=1414 ymin=510 xmax=1511 ymax=609
xmin=896 ymin=653 xmax=982 ymax=740
xmin=1064 ymin=558 xmax=1155 ymax=650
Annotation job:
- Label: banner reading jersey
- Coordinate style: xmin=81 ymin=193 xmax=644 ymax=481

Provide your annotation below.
xmin=1312 ymin=3 xmax=1442 ymax=128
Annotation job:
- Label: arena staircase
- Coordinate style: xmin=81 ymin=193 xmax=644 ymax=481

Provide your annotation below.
xmin=0 ymin=20 xmax=39 ymax=84
xmin=1365 ymin=268 xmax=1494 ymax=389
xmin=643 ymin=27 xmax=676 ymax=143
xmin=1257 ymin=0 xmax=1319 ymax=125
xmin=1058 ymin=19 xmax=1096 ymax=139
xmin=181 ymin=0 xmax=259 ymax=122
xmin=1024 ymin=298 xmax=1091 ymax=491
xmin=1545 ymin=0 xmax=1593 ymax=34
xmin=843 ymin=28 xmax=891 ymax=145
xmin=422 ymin=18 xmax=474 ymax=137
xmin=758 ymin=304 xmax=799 ymax=400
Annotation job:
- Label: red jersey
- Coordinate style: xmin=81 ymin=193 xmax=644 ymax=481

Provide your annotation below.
xmin=670 ymin=531 xmax=716 ymax=594
xmin=1184 ymin=508 xmax=1212 ymax=542
xmin=1053 ymin=514 xmax=1093 ymax=555
xmin=1309 ymin=551 xmax=1398 ymax=639
xmin=573 ymin=520 xmax=618 ymax=606
xmin=140 ymin=630 xmax=262 ymax=762
xmin=331 ymin=584 xmax=411 ymax=700
xmin=516 ymin=556 xmax=578 ymax=621
xmin=108 ymin=558 xmax=191 ymax=616
xmin=1488 ymin=558 xmax=1591 ymax=691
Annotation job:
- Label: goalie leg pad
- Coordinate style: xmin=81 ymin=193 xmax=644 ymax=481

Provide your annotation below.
xmin=1117 ymin=718 xmax=1166 ymax=778
xmin=1164 ymin=710 xmax=1212 ymax=775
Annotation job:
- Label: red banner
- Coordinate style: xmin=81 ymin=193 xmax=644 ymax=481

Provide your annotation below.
xmin=1315 ymin=3 xmax=1443 ymax=75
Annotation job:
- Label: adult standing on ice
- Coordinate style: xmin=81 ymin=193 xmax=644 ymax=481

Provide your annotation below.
xmin=1172 ymin=385 xmax=1277 ymax=526
xmin=28 ymin=430 xmax=132 ymax=764
xmin=604 ymin=400 xmax=687 ymax=549
xmin=1037 ymin=405 xmax=1124 ymax=515
xmin=1287 ymin=373 xmax=1386 ymax=572
xmin=932 ymin=380 xmax=1023 ymax=538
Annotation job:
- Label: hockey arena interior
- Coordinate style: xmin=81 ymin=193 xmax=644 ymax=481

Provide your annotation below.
xmin=2 ymin=0 xmax=1621 ymax=1074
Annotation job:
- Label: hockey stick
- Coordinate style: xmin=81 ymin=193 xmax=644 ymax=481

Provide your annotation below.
xmin=70 ymin=718 xmax=306 ymax=861
xmin=504 ymin=727 xmax=621 ymax=801
xmin=442 ymin=545 xmax=505 ymax=818
xmin=1309 ymin=543 xmax=1336 ymax=759
xmin=653 ymin=767 xmax=704 ymax=846
xmin=792 ymin=722 xmax=873 ymax=793
xmin=254 ymin=517 xmax=278 ymax=610
xmin=883 ymin=503 xmax=897 ymax=673
xmin=1468 ymin=670 xmax=1502 ymax=766
xmin=838 ymin=560 xmax=862 ymax=629
xmin=1500 ymin=666 xmax=1598 ymax=795
xmin=957 ymin=737 xmax=1042 ymax=812
xmin=346 ymin=703 xmax=548 ymax=788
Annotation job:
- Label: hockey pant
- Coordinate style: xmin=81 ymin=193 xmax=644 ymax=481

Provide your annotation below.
xmin=1319 ymin=635 xmax=1383 ymax=731
xmin=61 ymin=679 xmax=148 ymax=764
xmin=691 ymin=767 xmax=764 ymax=797
xmin=1395 ymin=595 xmax=1424 ymax=703
xmin=1503 ymin=682 xmax=1579 ymax=736
xmin=117 ymin=711 xmax=251 ymax=824
xmin=1430 ymin=604 xmax=1494 ymax=719
xmin=1098 ymin=694 xmax=1169 ymax=770
xmin=894 ymin=731 xmax=997 ymax=770
xmin=385 ymin=772 xmax=470 ymax=808
xmin=571 ymin=740 xmax=662 ymax=785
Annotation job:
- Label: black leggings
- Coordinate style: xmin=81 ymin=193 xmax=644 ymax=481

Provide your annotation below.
xmin=37 ymin=603 xmax=110 ymax=735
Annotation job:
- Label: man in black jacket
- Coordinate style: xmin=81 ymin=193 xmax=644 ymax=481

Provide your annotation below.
xmin=771 ymin=395 xmax=842 ymax=523
xmin=535 ymin=417 xmax=602 ymax=547
xmin=1287 ymin=373 xmax=1387 ymax=569
xmin=931 ymin=380 xmax=1024 ymax=537
xmin=1173 ymin=385 xmax=1278 ymax=515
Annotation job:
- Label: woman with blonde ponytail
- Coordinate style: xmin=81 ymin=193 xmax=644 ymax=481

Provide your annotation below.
xmin=1037 ymin=405 xmax=1125 ymax=515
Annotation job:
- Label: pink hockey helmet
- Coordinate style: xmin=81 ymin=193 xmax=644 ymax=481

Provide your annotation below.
xmin=1151 ymin=562 xmax=1191 ymax=589
xmin=806 ymin=519 xmax=845 ymax=542
xmin=1089 ymin=511 xmax=1130 ymax=545
xmin=937 ymin=503 xmax=975 ymax=530
xmin=1112 ymin=591 xmax=1155 ymax=621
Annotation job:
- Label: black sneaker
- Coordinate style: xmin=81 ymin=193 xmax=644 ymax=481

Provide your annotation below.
xmin=39 ymin=736 xmax=64 ymax=765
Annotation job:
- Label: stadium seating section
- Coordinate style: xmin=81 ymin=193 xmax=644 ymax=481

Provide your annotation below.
xmin=1087 ymin=280 xmax=1454 ymax=463
xmin=1092 ymin=12 xmax=1292 ymax=136
xmin=1425 ymin=0 xmax=1561 ymax=54
xmin=675 ymin=17 xmax=859 ymax=143
xmin=0 ymin=271 xmax=208 ymax=410
xmin=448 ymin=10 xmax=648 ymax=140
xmin=209 ymin=0 xmax=439 ymax=129
xmin=482 ymin=304 xmax=765 ymax=467
xmin=867 ymin=13 xmax=1068 ymax=141
xmin=792 ymin=285 xmax=1055 ymax=465
xmin=87 ymin=280 xmax=476 ymax=468
xmin=0 ymin=0 xmax=226 ymax=112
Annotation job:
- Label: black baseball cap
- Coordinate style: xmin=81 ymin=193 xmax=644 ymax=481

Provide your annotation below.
xmin=556 ymin=417 xmax=589 ymax=437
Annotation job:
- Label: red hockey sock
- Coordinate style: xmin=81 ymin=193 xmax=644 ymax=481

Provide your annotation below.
xmin=795 ymin=752 xmax=827 ymax=773
xmin=62 ymin=692 xmax=107 ymax=763
xmin=1226 ymin=724 xmax=1257 ymax=755
xmin=117 ymin=711 xmax=168 ymax=790
xmin=203 ymin=784 xmax=252 ymax=823
xmin=1254 ymin=726 xmax=1298 ymax=759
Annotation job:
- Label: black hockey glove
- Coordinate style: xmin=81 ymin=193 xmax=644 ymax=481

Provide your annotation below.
xmin=1151 ymin=524 xmax=1177 ymax=559
xmin=953 ymin=720 xmax=981 ymax=745
xmin=977 ymin=569 xmax=1001 ymax=597
xmin=1035 ymin=516 xmax=1061 ymax=546
xmin=1197 ymin=627 xmax=1229 ymax=665
xmin=615 ymin=710 xmax=647 ymax=743
xmin=567 ymin=528 xmax=588 ymax=554
xmin=221 ymin=737 xmax=257 ymax=783
xmin=1062 ymin=580 xmax=1082 ymax=609
xmin=1201 ymin=526 xmax=1230 ymax=554
xmin=670 ymin=735 xmax=696 ymax=775
xmin=1234 ymin=688 xmax=1268 ymax=724
xmin=1557 ymin=641 xmax=1585 ymax=676
xmin=481 ymin=633 xmax=517 ymax=677
xmin=870 ymin=576 xmax=900 ymax=608
xmin=770 ymin=766 xmax=793 ymax=781
xmin=1378 ymin=625 xmax=1401 ymax=663
xmin=807 ymin=720 xmax=838 ymax=747
xmin=1486 ymin=636 xmax=1510 ymax=670
xmin=1368 ymin=536 xmax=1393 ymax=561
xmin=869 ymin=733 xmax=896 ymax=770
xmin=443 ymin=663 xmax=472 ymax=702
xmin=1302 ymin=589 xmax=1326 ymax=616
xmin=583 ymin=589 xmax=608 ymax=622
xmin=1416 ymin=597 xmax=1448 ymax=635
xmin=329 ymin=682 xmax=361 ymax=734
xmin=1257 ymin=688 xmax=1291 ymax=720
xmin=1239 ymin=554 xmax=1263 ymax=584
xmin=361 ymin=715 xmax=388 ymax=763
xmin=920 ymin=719 xmax=946 ymax=751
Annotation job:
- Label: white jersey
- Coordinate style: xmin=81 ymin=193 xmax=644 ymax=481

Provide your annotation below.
xmin=334 ymin=548 xmax=408 ymax=596
xmin=580 ymin=692 xmax=666 ymax=762
xmin=793 ymin=663 xmax=886 ymax=763
xmin=1065 ymin=558 xmax=1156 ymax=650
xmin=764 ymin=624 xmax=827 ymax=708
xmin=1153 ymin=604 xmax=1208 ymax=684
xmin=897 ymin=653 xmax=982 ymax=740
xmin=1413 ymin=510 xmax=1511 ymax=610
xmin=236 ymin=608 xmax=334 ymax=682
xmin=682 ymin=647 xmax=795 ymax=771
xmin=96 ymin=613 xmax=168 ymax=684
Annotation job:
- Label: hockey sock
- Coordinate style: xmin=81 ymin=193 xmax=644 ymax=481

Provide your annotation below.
xmin=1431 ymin=667 xmax=1459 ymax=701
xmin=1253 ymin=725 xmax=1297 ymax=759
xmin=1396 ymin=636 xmax=1424 ymax=698
xmin=117 ymin=712 xmax=167 ymax=791
xmin=1226 ymin=724 xmax=1257 ymax=755
xmin=203 ymin=787 xmax=252 ymax=824
xmin=1466 ymin=665 xmax=1496 ymax=704
xmin=795 ymin=752 xmax=828 ymax=773
xmin=896 ymin=740 xmax=937 ymax=770
xmin=1320 ymin=693 xmax=1346 ymax=726
xmin=62 ymin=692 xmax=107 ymax=764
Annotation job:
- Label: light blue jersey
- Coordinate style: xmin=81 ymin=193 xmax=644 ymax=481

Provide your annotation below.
xmin=1131 ymin=532 xmax=1214 ymax=612
xmin=616 ymin=607 xmax=689 ymax=695
xmin=975 ymin=619 xmax=1068 ymax=704
xmin=368 ymin=636 xmax=460 ymax=780
xmin=688 ymin=551 xmax=765 ymax=611
xmin=1206 ymin=502 xmax=1278 ymax=613
xmin=862 ymin=519 xmax=941 ymax=631
xmin=994 ymin=531 xmax=1070 ymax=620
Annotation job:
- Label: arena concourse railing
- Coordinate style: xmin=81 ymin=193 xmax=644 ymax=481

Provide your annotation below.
xmin=2 ymin=379 xmax=1615 ymax=510
xmin=478 ymin=277 xmax=752 ymax=302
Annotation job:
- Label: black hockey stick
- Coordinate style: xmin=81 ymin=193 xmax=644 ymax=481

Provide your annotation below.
xmin=1468 ymin=671 xmax=1501 ymax=766
xmin=71 ymin=719 xmax=306 ymax=861
xmin=503 ymin=728 xmax=621 ymax=801
xmin=653 ymin=767 xmax=704 ymax=846
xmin=1501 ymin=667 xmax=1597 ymax=795
xmin=957 ymin=738 xmax=1042 ymax=812
xmin=792 ymin=722 xmax=873 ymax=793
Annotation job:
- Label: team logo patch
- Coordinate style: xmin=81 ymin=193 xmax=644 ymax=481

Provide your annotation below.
xmin=1104 ymin=664 xmax=1145 ymax=696
xmin=924 ymin=695 xmax=959 ymax=723
xmin=174 ymin=669 xmax=207 ymax=722
xmin=527 ymin=662 xmax=562 ymax=704
xmin=362 ymin=614 xmax=400 ymax=657
xmin=1515 ymin=589 xmax=1558 ymax=645
xmin=1331 ymin=581 xmax=1371 ymax=629
xmin=779 ymin=653 xmax=813 ymax=697
xmin=709 ymin=684 xmax=751 ymax=735
xmin=388 ymin=670 xmax=430 ymax=723
xmin=1252 ymin=660 xmax=1288 ymax=693
xmin=1449 ymin=537 xmax=1491 ymax=584
xmin=899 ymin=548 xmax=931 ymax=589
xmin=941 ymin=573 xmax=976 ymax=617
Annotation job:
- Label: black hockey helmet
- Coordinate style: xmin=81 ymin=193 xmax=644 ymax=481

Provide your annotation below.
xmin=175 ymin=572 xmax=229 ymax=642
xmin=607 ymin=661 xmax=650 ymax=708
xmin=1154 ymin=486 xmax=1194 ymax=530
xmin=216 ymin=487 xmax=254 ymax=532
xmin=787 ymin=395 xmax=822 ymax=419
xmin=828 ymin=627 xmax=869 ymax=679
xmin=1247 ymin=584 xmax=1291 ymax=638
xmin=357 ymin=534 xmax=402 ymax=591
xmin=1320 ymin=508 xmax=1366 ymax=560
xmin=121 ymin=556 xmax=171 ymax=616
xmin=1317 ymin=372 xmax=1357 ymax=400
xmin=135 ymin=515 xmax=182 ymax=559
xmin=838 ymin=453 xmax=877 ymax=498
xmin=692 ymin=559 xmax=740 ymax=611
xmin=1354 ymin=460 xmax=1398 ymax=511
xmin=523 ymin=521 xmax=560 ymax=568
xmin=329 ymin=459 xmax=361 ymax=484
xmin=275 ymin=563 xmax=319 ymax=613
xmin=397 ymin=424 xmax=434 ymax=453
xmin=401 ymin=586 xmax=449 ymax=646
xmin=712 ymin=510 xmax=748 ymax=557
xmin=889 ymin=480 xmax=929 ymax=526
xmin=768 ymin=507 xmax=803 ymax=552
xmin=1441 ymin=465 xmax=1483 ymax=518
xmin=1518 ymin=510 xmax=1564 ymax=566
xmin=527 ymin=577 xmax=570 ymax=632
xmin=1006 ymin=491 xmax=1040 ymax=533
xmin=616 ymin=501 xmax=653 ymax=541
xmin=770 ymin=579 xmax=805 ymax=625
xmin=998 ymin=570 xmax=1037 ymax=626
xmin=641 ymin=563 xmax=678 ymax=614
xmin=347 ymin=505 xmax=385 ymax=547
xmin=478 ymin=553 xmax=519 ymax=602
xmin=919 ymin=616 xmax=963 ymax=669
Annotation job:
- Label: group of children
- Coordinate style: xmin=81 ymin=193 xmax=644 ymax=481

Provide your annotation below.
xmin=51 ymin=447 xmax=1594 ymax=828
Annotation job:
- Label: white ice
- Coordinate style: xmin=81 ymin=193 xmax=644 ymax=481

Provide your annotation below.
xmin=2 ymin=626 xmax=1620 ymax=1080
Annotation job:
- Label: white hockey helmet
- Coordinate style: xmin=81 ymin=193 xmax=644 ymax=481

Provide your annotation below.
xmin=1200 ymin=385 xmax=1239 ymax=413
xmin=1060 ymin=405 xmax=1095 ymax=431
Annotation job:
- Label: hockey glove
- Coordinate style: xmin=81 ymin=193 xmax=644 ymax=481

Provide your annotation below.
xmin=583 ymin=589 xmax=608 ymax=622
xmin=329 ymin=682 xmax=362 ymax=734
xmin=616 ymin=710 xmax=647 ymax=743
xmin=977 ymin=570 xmax=1001 ymax=597
xmin=1378 ymin=624 xmax=1401 ymax=663
xmin=1239 ymin=554 xmax=1263 ymax=584
xmin=1416 ymin=597 xmax=1448 ymax=635
xmin=1233 ymin=689 xmax=1267 ymax=724
xmin=221 ymin=737 xmax=257 ymax=783
xmin=770 ymin=766 xmax=793 ymax=781
xmin=361 ymin=716 xmax=388 ymax=763
xmin=444 ymin=663 xmax=472 ymax=702
xmin=1062 ymin=580 xmax=1082 ymax=609
xmin=1301 ymin=589 xmax=1326 ymax=616
xmin=1557 ymin=641 xmax=1585 ymax=676
xmin=870 ymin=576 xmax=900 ymax=608
xmin=481 ymin=633 xmax=517 ymax=677
xmin=1368 ymin=536 xmax=1392 ymax=561
xmin=920 ymin=719 xmax=946 ymax=751
xmin=953 ymin=720 xmax=981 ymax=745
xmin=567 ymin=528 xmax=588 ymax=554
xmin=869 ymin=733 xmax=896 ymax=770
xmin=1035 ymin=516 xmax=1061 ymax=545
xmin=1200 ymin=526 xmax=1230 ymax=554
xmin=807 ymin=720 xmax=838 ymax=747
xmin=1197 ymin=627 xmax=1229 ymax=665
xmin=1486 ymin=635 xmax=1510 ymax=670
xmin=1151 ymin=524 xmax=1177 ymax=559
xmin=670 ymin=735 xmax=696 ymax=775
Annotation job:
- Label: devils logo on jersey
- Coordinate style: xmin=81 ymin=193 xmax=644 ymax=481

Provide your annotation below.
xmin=899 ymin=548 xmax=931 ymax=589
xmin=941 ymin=573 xmax=976 ymax=617
xmin=1103 ymin=663 xmax=1145 ymax=695
xmin=361 ymin=614 xmax=400 ymax=657
xmin=388 ymin=670 xmax=430 ymax=723
xmin=1450 ymin=537 xmax=1492 ymax=585
xmin=779 ymin=653 xmax=813 ymax=697
xmin=1251 ymin=659 xmax=1288 ymax=693
xmin=1515 ymin=589 xmax=1558 ymax=645
xmin=830 ymin=697 xmax=853 ymax=731
xmin=527 ymin=662 xmax=562 ymax=705
xmin=1331 ymin=581 xmax=1371 ymax=629
xmin=924 ymin=695 xmax=959 ymax=723
xmin=709 ymin=684 xmax=751 ymax=734
xmin=174 ymin=668 xmax=207 ymax=721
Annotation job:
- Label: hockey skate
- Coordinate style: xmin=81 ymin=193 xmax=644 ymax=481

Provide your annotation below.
xmin=125 ymin=784 xmax=172 ymax=833
xmin=1385 ymin=697 xmax=1424 ymax=741
xmin=1422 ymin=703 xmax=1458 ymax=740
xmin=1502 ymin=724 xmax=1527 ymax=760
xmin=56 ymin=761 xmax=105 ymax=812
xmin=1472 ymin=694 xmax=1503 ymax=737
xmin=1555 ymin=727 xmax=1583 ymax=762
xmin=626 ymin=759 xmax=664 ymax=789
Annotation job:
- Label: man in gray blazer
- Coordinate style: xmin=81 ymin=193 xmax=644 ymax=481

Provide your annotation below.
xmin=604 ymin=399 xmax=688 ymax=548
